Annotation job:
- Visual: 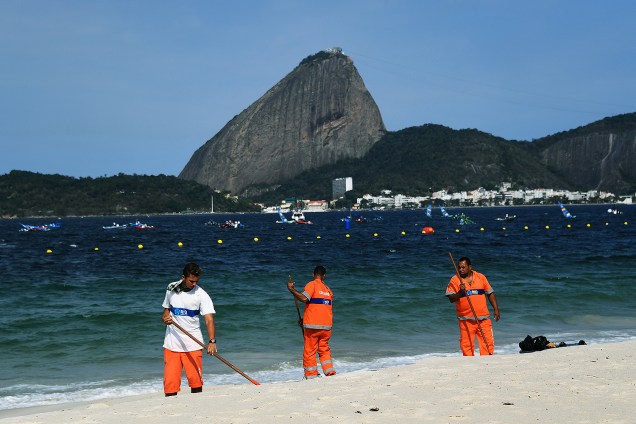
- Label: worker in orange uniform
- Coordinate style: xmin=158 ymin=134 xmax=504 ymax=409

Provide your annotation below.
xmin=446 ymin=257 xmax=500 ymax=355
xmin=287 ymin=265 xmax=336 ymax=378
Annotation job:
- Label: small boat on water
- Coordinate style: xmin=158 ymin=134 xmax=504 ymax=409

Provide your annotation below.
xmin=292 ymin=210 xmax=313 ymax=225
xmin=276 ymin=208 xmax=296 ymax=224
xmin=218 ymin=220 xmax=243 ymax=229
xmin=19 ymin=223 xmax=59 ymax=232
xmin=607 ymin=208 xmax=623 ymax=215
xmin=103 ymin=222 xmax=127 ymax=230
xmin=354 ymin=215 xmax=367 ymax=223
xmin=130 ymin=220 xmax=155 ymax=229
xmin=495 ymin=214 xmax=517 ymax=221
xmin=558 ymin=202 xmax=575 ymax=219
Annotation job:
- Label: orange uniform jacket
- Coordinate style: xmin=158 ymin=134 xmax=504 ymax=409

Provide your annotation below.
xmin=302 ymin=278 xmax=333 ymax=330
xmin=446 ymin=270 xmax=493 ymax=320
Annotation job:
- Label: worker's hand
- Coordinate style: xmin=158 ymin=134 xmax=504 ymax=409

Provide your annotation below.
xmin=287 ymin=281 xmax=295 ymax=291
xmin=162 ymin=311 xmax=173 ymax=325
xmin=493 ymin=310 xmax=501 ymax=321
xmin=206 ymin=342 xmax=217 ymax=355
xmin=458 ymin=283 xmax=467 ymax=297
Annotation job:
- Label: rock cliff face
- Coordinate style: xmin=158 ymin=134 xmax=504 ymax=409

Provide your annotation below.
xmin=539 ymin=131 xmax=636 ymax=193
xmin=179 ymin=50 xmax=386 ymax=194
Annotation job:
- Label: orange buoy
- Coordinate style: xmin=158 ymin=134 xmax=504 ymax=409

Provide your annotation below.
xmin=422 ymin=226 xmax=435 ymax=234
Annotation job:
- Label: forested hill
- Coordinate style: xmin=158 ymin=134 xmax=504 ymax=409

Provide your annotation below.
xmin=0 ymin=171 xmax=259 ymax=218
xmin=248 ymin=113 xmax=636 ymax=203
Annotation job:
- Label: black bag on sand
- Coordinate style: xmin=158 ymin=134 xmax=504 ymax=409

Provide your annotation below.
xmin=519 ymin=335 xmax=549 ymax=352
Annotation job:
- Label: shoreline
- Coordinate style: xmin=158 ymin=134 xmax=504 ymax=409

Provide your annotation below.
xmin=2 ymin=202 xmax=633 ymax=220
xmin=2 ymin=340 xmax=634 ymax=423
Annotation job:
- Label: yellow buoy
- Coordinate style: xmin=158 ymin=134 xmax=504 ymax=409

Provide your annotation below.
xmin=316 ymin=235 xmax=321 ymax=239
xmin=253 ymin=237 xmax=259 ymax=242
xmin=287 ymin=236 xmax=292 ymax=240
xmin=524 ymin=226 xmax=529 ymax=230
xmin=46 ymin=249 xmax=52 ymax=254
xmin=605 ymin=222 xmax=609 ymax=226
xmin=586 ymin=223 xmax=591 ymax=228
xmin=480 ymin=227 xmax=485 ymax=231
xmin=137 ymin=244 xmax=143 ymax=249
xmin=373 ymin=233 xmax=378 ymax=237
xmin=545 ymin=225 xmax=550 ymax=229
xmin=94 ymin=247 xmax=99 ymax=251
xmin=567 ymin=224 xmax=571 ymax=228
xmin=455 ymin=229 xmax=460 ymax=233
xmin=177 ymin=242 xmax=183 ymax=247
xmin=624 ymin=221 xmax=629 ymax=225
xmin=401 ymin=231 xmax=406 ymax=235
xmin=502 ymin=227 xmax=506 ymax=231
xmin=345 ymin=234 xmax=350 ymax=238
xmin=217 ymin=239 xmax=223 ymax=244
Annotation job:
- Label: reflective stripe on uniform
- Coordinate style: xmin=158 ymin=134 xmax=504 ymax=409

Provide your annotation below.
xmin=170 ymin=306 xmax=200 ymax=317
xmin=457 ymin=315 xmax=491 ymax=321
xmin=303 ymin=323 xmax=332 ymax=330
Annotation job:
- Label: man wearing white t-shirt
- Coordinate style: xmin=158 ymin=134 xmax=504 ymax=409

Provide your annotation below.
xmin=161 ymin=262 xmax=216 ymax=397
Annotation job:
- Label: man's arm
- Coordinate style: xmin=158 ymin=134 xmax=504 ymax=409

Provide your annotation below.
xmin=446 ymin=279 xmax=466 ymax=303
xmin=488 ymin=292 xmax=500 ymax=321
xmin=203 ymin=313 xmax=216 ymax=354
xmin=162 ymin=308 xmax=173 ymax=325
xmin=287 ymin=281 xmax=309 ymax=303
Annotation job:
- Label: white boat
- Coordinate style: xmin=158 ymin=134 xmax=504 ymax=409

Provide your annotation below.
xmin=103 ymin=222 xmax=127 ymax=230
xmin=292 ymin=210 xmax=313 ymax=225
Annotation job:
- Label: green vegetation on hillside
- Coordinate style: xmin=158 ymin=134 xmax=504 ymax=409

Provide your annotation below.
xmin=0 ymin=171 xmax=259 ymax=218
xmin=249 ymin=124 xmax=572 ymax=204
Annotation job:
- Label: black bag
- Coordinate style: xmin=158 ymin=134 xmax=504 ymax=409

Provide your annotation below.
xmin=519 ymin=335 xmax=549 ymax=352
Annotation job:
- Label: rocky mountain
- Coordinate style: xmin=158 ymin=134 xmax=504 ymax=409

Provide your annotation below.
xmin=529 ymin=113 xmax=636 ymax=194
xmin=179 ymin=49 xmax=386 ymax=194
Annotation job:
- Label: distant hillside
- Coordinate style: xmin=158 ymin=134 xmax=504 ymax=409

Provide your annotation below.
xmin=247 ymin=124 xmax=569 ymax=203
xmin=527 ymin=112 xmax=636 ymax=193
xmin=0 ymin=171 xmax=259 ymax=218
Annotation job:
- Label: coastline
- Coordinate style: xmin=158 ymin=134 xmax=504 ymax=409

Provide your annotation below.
xmin=2 ymin=340 xmax=634 ymax=423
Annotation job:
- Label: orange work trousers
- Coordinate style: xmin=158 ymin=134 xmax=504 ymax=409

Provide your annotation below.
xmin=457 ymin=319 xmax=494 ymax=356
xmin=303 ymin=328 xmax=336 ymax=378
xmin=163 ymin=348 xmax=203 ymax=394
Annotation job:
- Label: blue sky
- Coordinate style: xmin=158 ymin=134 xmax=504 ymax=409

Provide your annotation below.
xmin=1 ymin=0 xmax=635 ymax=178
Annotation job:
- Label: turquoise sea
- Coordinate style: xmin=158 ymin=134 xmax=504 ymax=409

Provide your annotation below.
xmin=1 ymin=205 xmax=635 ymax=412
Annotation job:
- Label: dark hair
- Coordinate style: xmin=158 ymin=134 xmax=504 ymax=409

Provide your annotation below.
xmin=314 ymin=265 xmax=326 ymax=277
xmin=458 ymin=257 xmax=471 ymax=266
xmin=182 ymin=262 xmax=202 ymax=278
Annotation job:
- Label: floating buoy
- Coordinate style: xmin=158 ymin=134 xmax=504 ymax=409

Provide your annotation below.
xmin=567 ymin=224 xmax=571 ymax=228
xmin=586 ymin=223 xmax=591 ymax=228
xmin=217 ymin=240 xmax=222 ymax=244
xmin=287 ymin=236 xmax=292 ymax=241
xmin=94 ymin=247 xmax=99 ymax=251
xmin=345 ymin=234 xmax=350 ymax=238
xmin=401 ymin=231 xmax=406 ymax=235
xmin=480 ymin=227 xmax=485 ymax=231
xmin=545 ymin=225 xmax=550 ymax=229
xmin=373 ymin=232 xmax=378 ymax=237
xmin=177 ymin=242 xmax=183 ymax=247
xmin=605 ymin=222 xmax=609 ymax=226
xmin=46 ymin=249 xmax=52 ymax=254
xmin=316 ymin=235 xmax=321 ymax=239
xmin=137 ymin=244 xmax=143 ymax=249
xmin=502 ymin=227 xmax=506 ymax=231
xmin=422 ymin=226 xmax=434 ymax=234
xmin=253 ymin=237 xmax=259 ymax=242
xmin=455 ymin=229 xmax=460 ymax=233
xmin=624 ymin=221 xmax=629 ymax=225
xmin=524 ymin=226 xmax=529 ymax=230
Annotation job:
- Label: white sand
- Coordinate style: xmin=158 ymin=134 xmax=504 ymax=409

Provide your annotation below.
xmin=1 ymin=340 xmax=635 ymax=423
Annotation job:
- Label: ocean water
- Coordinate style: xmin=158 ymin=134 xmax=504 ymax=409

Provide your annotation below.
xmin=1 ymin=205 xmax=635 ymax=412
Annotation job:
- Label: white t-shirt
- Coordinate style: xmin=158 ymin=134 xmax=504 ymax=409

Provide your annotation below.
xmin=162 ymin=282 xmax=215 ymax=352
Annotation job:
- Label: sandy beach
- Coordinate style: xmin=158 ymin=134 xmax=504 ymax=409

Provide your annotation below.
xmin=1 ymin=340 xmax=634 ymax=424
